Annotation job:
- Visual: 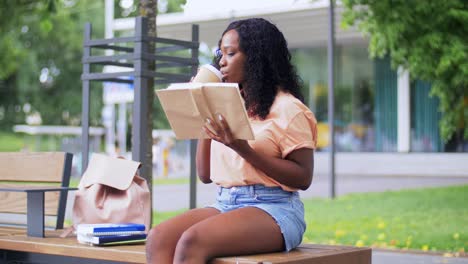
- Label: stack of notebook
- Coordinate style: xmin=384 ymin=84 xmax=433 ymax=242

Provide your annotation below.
xmin=76 ymin=223 xmax=147 ymax=246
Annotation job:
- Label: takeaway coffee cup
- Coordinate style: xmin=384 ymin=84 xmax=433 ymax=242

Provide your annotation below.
xmin=192 ymin=64 xmax=223 ymax=83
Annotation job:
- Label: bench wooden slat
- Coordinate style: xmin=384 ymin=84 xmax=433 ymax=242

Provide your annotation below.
xmin=0 ymin=227 xmax=25 ymax=236
xmin=0 ymin=152 xmax=66 ymax=182
xmin=0 ymin=152 xmax=73 ymax=232
xmin=212 ymin=244 xmax=371 ymax=264
xmin=0 ymin=230 xmax=146 ymax=264
xmin=0 ymin=230 xmax=371 ymax=264
xmin=0 ymin=189 xmax=60 ymax=215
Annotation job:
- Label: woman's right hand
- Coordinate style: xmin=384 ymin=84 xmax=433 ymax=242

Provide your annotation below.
xmin=202 ymin=114 xmax=251 ymax=155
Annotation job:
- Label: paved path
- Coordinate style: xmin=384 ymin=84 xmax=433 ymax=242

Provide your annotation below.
xmin=152 ymin=174 xmax=468 ymax=212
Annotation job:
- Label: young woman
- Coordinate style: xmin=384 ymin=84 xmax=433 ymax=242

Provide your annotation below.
xmin=146 ymin=18 xmax=317 ymax=264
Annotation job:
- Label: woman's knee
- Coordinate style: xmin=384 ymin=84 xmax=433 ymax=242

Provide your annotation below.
xmin=145 ymin=225 xmax=176 ymax=263
xmin=146 ymin=225 xmax=173 ymax=252
xmin=174 ymin=228 xmax=207 ymax=261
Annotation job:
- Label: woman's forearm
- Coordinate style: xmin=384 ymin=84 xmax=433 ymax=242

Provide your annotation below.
xmin=196 ymin=139 xmax=212 ymax=183
xmin=237 ymin=147 xmax=313 ymax=190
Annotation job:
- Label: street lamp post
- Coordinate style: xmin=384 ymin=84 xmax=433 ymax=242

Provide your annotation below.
xmin=328 ymin=0 xmax=336 ymax=198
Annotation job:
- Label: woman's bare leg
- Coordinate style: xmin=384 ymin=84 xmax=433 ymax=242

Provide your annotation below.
xmin=173 ymin=207 xmax=284 ymax=264
xmin=145 ymin=207 xmax=220 ymax=264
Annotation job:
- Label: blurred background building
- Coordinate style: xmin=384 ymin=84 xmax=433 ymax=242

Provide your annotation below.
xmin=102 ymin=0 xmax=467 ymax=178
xmin=4 ymin=0 xmax=466 ymax=179
xmin=113 ymin=0 xmax=466 ymax=154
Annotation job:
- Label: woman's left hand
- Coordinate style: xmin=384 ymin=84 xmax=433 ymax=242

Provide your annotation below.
xmin=203 ymin=113 xmax=251 ymax=153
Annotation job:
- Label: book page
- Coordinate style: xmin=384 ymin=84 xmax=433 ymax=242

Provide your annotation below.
xmin=156 ymin=82 xmax=254 ymax=140
xmin=156 ymin=88 xmax=205 ymax=139
xmin=167 ymin=82 xmax=203 ymax=90
xmin=201 ymin=83 xmax=254 ymax=140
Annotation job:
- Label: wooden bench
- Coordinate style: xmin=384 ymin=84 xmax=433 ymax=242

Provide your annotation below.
xmin=0 ymin=152 xmax=371 ymax=263
xmin=0 ymin=152 xmax=77 ymax=237
xmin=0 ymin=228 xmax=371 ymax=263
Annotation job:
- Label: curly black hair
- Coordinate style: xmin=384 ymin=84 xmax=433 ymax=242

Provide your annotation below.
xmin=219 ymin=18 xmax=304 ymax=120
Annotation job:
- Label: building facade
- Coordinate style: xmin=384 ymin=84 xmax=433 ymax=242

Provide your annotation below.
xmin=110 ymin=0 xmax=467 ymax=156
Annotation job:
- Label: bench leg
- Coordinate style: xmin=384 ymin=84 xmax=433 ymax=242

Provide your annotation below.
xmin=26 ymin=191 xmax=45 ymax=237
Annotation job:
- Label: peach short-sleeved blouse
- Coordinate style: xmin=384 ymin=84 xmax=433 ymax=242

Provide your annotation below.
xmin=210 ymin=91 xmax=317 ymax=191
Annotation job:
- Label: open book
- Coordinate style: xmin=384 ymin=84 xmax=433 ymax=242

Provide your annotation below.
xmin=156 ymin=82 xmax=254 ymax=140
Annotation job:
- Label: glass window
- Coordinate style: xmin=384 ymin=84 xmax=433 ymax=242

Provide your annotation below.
xmin=291 ymin=44 xmax=397 ymax=152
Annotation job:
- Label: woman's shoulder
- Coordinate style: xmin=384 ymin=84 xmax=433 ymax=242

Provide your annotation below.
xmin=270 ymin=91 xmax=311 ymax=118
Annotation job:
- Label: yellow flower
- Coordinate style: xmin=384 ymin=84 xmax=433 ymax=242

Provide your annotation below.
xmin=377 ymin=221 xmax=386 ymax=229
xmin=335 ymin=230 xmax=346 ymax=238
xmin=355 ymin=240 xmax=365 ymax=247
xmin=421 ymin=245 xmax=429 ymax=251
xmin=378 ymin=233 xmax=386 ymax=241
xmin=453 ymin=233 xmax=460 ymax=240
xmin=405 ymin=236 xmax=412 ymax=247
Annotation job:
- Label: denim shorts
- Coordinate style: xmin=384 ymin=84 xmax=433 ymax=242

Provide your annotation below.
xmin=207 ymin=184 xmax=306 ymax=251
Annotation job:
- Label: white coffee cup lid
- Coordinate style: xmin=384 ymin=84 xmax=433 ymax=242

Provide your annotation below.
xmin=203 ymin=64 xmax=223 ymax=81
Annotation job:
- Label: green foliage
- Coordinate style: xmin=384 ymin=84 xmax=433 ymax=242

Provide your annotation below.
xmin=0 ymin=0 xmax=105 ymax=129
xmin=1 ymin=0 xmax=200 ymax=144
xmin=114 ymin=0 xmax=187 ymax=19
xmin=164 ymin=0 xmax=186 ymax=13
xmin=342 ymin=0 xmax=468 ymax=141
xmin=1 ymin=0 xmax=191 ymax=132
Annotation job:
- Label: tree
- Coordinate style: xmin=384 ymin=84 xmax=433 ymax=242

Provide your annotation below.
xmin=115 ymin=0 xmax=186 ymax=19
xmin=341 ymin=0 xmax=468 ymax=142
xmin=134 ymin=0 xmax=188 ymax=186
xmin=0 ymin=0 xmax=104 ymax=129
xmin=137 ymin=0 xmax=157 ymax=225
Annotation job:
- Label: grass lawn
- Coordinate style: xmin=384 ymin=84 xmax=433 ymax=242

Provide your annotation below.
xmin=0 ymin=131 xmax=26 ymax=151
xmin=302 ymin=185 xmax=467 ymax=254
xmin=152 ymin=185 xmax=467 ymax=254
xmin=0 ymin=130 xmax=60 ymax=152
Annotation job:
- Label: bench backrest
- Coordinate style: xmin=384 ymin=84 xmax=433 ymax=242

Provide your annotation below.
xmin=0 ymin=152 xmax=73 ymax=229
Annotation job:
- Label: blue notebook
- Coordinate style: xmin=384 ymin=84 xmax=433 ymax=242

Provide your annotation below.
xmin=77 ymin=233 xmax=147 ymax=246
xmin=76 ymin=223 xmax=146 ymax=236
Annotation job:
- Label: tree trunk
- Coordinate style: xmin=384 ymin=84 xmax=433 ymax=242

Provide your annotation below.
xmin=138 ymin=0 xmax=157 ymax=226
